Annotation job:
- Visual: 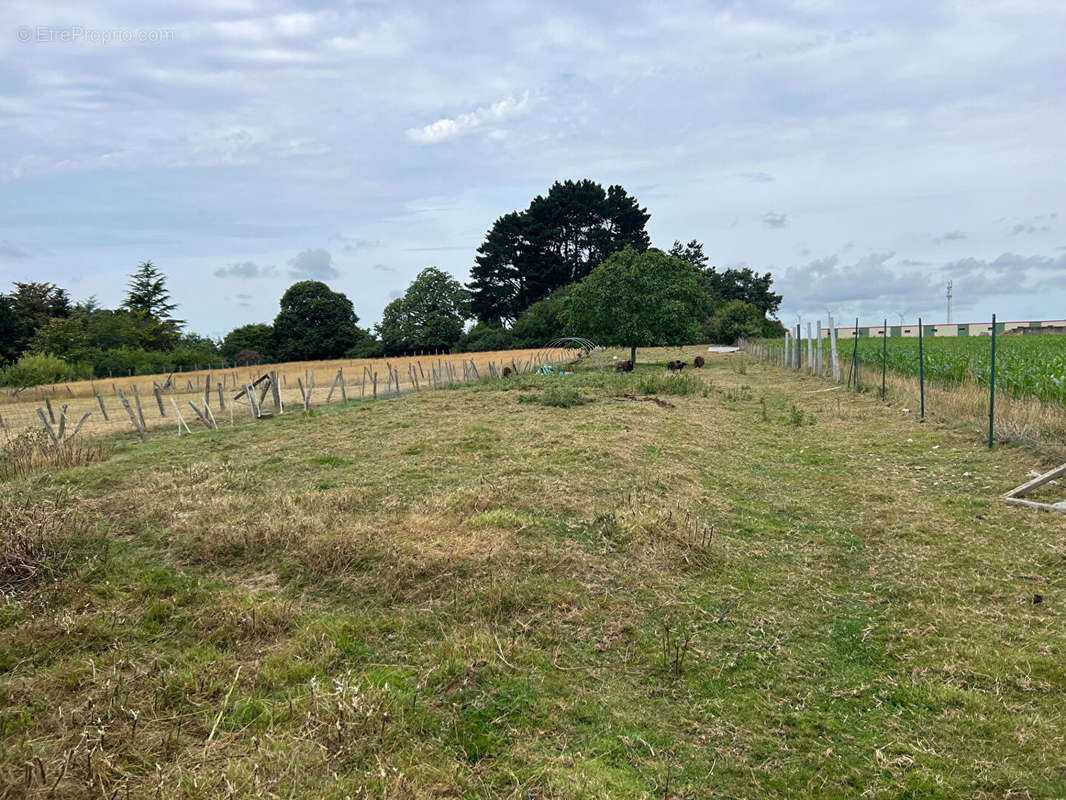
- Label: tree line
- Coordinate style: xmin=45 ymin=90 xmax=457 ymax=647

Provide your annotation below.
xmin=0 ymin=178 xmax=785 ymax=385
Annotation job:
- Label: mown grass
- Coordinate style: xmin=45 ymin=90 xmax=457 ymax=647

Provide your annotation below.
xmin=1 ymin=346 xmax=1064 ymax=798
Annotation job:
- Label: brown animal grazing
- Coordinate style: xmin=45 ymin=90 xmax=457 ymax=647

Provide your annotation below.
xmin=667 ymin=360 xmax=686 ymax=372
xmin=615 ymin=359 xmax=634 ymax=372
xmin=502 ymin=366 xmax=513 ymax=377
xmin=693 ymin=356 xmax=705 ymax=368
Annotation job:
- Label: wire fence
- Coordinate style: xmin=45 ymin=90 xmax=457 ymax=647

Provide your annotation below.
xmin=0 ymin=348 xmax=574 ymax=447
xmin=739 ymin=313 xmax=1066 ymax=455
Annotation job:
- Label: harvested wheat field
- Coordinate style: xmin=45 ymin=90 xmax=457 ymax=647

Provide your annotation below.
xmin=2 ymin=348 xmax=1064 ymax=798
xmin=0 ymin=347 xmax=573 ymax=440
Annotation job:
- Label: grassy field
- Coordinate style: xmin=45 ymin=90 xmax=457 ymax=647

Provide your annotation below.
xmin=754 ymin=335 xmax=1066 ymax=459
xmin=2 ymin=347 xmax=1065 ymax=798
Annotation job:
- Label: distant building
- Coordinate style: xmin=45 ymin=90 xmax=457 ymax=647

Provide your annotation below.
xmin=831 ymin=319 xmax=1066 ymax=338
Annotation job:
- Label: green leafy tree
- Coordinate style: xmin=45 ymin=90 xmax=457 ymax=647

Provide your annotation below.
xmin=122 ymin=262 xmax=183 ymax=350
xmin=564 ymin=247 xmax=712 ymax=363
xmin=705 ymin=300 xmax=766 ymax=344
xmin=668 ymin=239 xmax=709 ymax=271
xmin=705 ymin=266 xmax=781 ymax=317
xmin=124 ymin=261 xmax=177 ymax=319
xmin=5 ymin=282 xmax=71 ymax=359
xmin=468 ymin=179 xmax=650 ymax=322
xmin=454 ymin=321 xmax=514 ymax=353
xmin=376 ymin=267 xmax=470 ymax=354
xmin=0 ymin=295 xmax=20 ymax=362
xmin=221 ymin=323 xmax=275 ymax=363
xmin=273 ymin=281 xmax=363 ymax=361
xmin=509 ymin=287 xmax=571 ymax=348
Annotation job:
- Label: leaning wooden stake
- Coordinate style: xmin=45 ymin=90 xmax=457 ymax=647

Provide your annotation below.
xmin=188 ymin=401 xmax=216 ymax=430
xmin=1003 ymin=462 xmax=1066 ymax=514
xmin=69 ymin=412 xmax=91 ymax=440
xmin=116 ymin=389 xmax=146 ymax=440
xmin=36 ymin=408 xmax=62 ymax=449
xmin=271 ymin=371 xmax=283 ymax=412
xmin=326 ymin=369 xmax=343 ymax=402
xmin=132 ymin=385 xmax=148 ymax=431
xmin=153 ymin=385 xmax=167 ymax=417
xmin=96 ymin=394 xmax=110 ymax=421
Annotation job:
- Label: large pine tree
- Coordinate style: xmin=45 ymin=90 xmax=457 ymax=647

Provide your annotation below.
xmin=467 ymin=180 xmax=650 ymax=323
xmin=123 ymin=261 xmax=178 ymax=320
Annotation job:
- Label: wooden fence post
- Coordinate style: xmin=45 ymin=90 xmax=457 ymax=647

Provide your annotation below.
xmin=153 ymin=385 xmax=167 ymax=417
xmin=36 ymin=408 xmax=61 ymax=449
xmin=97 ymin=394 xmax=110 ymax=421
xmin=116 ymin=389 xmax=146 ymax=440
xmin=132 ymin=386 xmax=148 ymax=431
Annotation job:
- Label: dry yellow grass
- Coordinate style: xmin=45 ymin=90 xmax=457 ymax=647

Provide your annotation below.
xmin=0 ymin=347 xmax=574 ymax=440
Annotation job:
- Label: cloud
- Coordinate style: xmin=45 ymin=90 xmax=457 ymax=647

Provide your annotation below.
xmin=371 ymin=263 xmax=397 ymax=273
xmin=0 ymin=241 xmax=31 ymax=260
xmin=1008 ymin=213 xmax=1057 ymax=236
xmin=739 ymin=171 xmax=774 ymax=183
xmin=1010 ymin=223 xmax=1050 ymax=236
xmin=936 ymin=231 xmax=967 ymax=243
xmin=287 ymin=248 xmax=338 ymax=280
xmin=762 ymin=212 xmax=788 ymax=229
xmin=214 ymin=261 xmax=278 ymax=278
xmin=330 ymin=234 xmax=380 ymax=253
xmin=778 ymin=250 xmax=1066 ymax=318
xmin=406 ymin=92 xmax=531 ymax=144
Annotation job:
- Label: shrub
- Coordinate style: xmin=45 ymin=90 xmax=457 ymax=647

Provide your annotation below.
xmin=0 ymin=353 xmax=88 ymax=387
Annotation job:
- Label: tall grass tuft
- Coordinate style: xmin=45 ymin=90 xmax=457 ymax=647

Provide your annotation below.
xmin=0 ymin=491 xmax=89 ymax=588
xmin=635 ymin=372 xmax=704 ymax=396
xmin=0 ymin=427 xmax=107 ymax=481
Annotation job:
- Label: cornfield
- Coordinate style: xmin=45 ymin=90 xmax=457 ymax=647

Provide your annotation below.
xmin=838 ymin=335 xmax=1066 ymax=405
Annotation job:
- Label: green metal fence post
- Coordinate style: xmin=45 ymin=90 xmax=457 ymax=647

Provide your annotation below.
xmin=881 ymin=318 xmax=887 ymax=401
xmin=989 ymin=313 xmax=996 ymax=448
xmin=918 ymin=317 xmax=925 ymax=419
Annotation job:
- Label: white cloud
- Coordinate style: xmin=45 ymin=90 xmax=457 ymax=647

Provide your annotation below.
xmin=287 ymin=249 xmax=338 ymax=280
xmin=406 ymin=92 xmax=532 ymax=144
xmin=214 ymin=261 xmax=278 ymax=278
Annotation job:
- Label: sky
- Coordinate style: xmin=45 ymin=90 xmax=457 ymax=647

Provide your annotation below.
xmin=1 ymin=0 xmax=1064 ymax=338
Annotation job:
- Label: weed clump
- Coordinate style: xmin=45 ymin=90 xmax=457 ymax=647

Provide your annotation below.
xmin=0 ymin=427 xmax=106 ymax=481
xmin=636 ymin=373 xmax=704 ymax=396
xmin=0 ymin=492 xmax=90 ymax=588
